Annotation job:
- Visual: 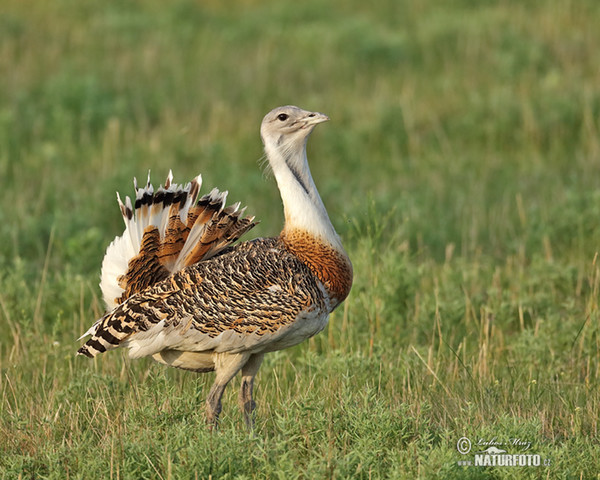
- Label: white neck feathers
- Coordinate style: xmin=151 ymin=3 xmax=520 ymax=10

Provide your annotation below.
xmin=264 ymin=140 xmax=344 ymax=252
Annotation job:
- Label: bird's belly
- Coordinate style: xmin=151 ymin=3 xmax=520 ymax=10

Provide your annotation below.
xmin=149 ymin=311 xmax=328 ymax=368
xmin=259 ymin=311 xmax=330 ymax=353
xmin=152 ymin=349 xmax=215 ymax=372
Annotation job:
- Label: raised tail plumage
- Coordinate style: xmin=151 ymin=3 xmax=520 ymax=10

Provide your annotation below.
xmin=78 ymin=171 xmax=257 ymax=349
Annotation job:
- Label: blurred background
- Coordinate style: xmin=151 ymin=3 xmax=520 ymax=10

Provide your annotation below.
xmin=2 ymin=0 xmax=599 ymax=270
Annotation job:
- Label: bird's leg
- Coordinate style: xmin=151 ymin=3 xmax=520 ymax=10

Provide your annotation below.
xmin=206 ymin=352 xmax=250 ymax=429
xmin=238 ymin=353 xmax=264 ymax=429
xmin=205 ymin=383 xmax=225 ymax=429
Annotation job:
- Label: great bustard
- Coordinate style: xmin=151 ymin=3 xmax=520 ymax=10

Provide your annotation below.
xmin=78 ymin=106 xmax=353 ymax=427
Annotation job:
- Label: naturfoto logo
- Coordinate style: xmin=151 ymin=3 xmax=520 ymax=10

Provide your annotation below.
xmin=456 ymin=437 xmax=550 ymax=468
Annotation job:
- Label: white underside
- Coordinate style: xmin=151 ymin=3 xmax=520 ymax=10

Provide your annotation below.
xmin=122 ymin=301 xmax=331 ymax=368
xmin=152 ymin=350 xmax=216 ymax=372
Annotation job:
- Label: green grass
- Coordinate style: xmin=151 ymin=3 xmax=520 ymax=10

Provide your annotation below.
xmin=2 ymin=0 xmax=600 ymax=478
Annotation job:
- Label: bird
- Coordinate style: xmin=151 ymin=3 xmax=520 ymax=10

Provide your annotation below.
xmin=78 ymin=105 xmax=353 ymax=428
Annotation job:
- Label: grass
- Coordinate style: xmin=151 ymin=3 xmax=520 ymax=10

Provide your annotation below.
xmin=1 ymin=0 xmax=600 ymax=477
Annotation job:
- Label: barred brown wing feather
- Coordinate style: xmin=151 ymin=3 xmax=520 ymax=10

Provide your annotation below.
xmin=78 ymin=238 xmax=327 ymax=359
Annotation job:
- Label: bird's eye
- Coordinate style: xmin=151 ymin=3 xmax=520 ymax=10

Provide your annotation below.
xmin=277 ymin=113 xmax=289 ymax=121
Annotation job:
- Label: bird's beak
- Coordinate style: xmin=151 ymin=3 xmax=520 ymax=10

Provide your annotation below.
xmin=302 ymin=111 xmax=329 ymax=128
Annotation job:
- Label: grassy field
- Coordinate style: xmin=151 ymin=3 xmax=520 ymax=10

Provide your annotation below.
xmin=1 ymin=0 xmax=600 ymax=477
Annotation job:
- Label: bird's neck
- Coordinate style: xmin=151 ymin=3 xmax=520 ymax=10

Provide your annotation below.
xmin=267 ymin=142 xmax=343 ymax=252
xmin=267 ymin=142 xmax=353 ymax=305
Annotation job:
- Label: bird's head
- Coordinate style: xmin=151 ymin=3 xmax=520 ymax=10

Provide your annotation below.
xmin=260 ymin=106 xmax=329 ymax=154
